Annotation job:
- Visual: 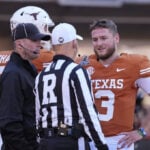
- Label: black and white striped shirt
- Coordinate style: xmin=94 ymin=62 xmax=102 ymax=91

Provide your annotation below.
xmin=34 ymin=55 xmax=106 ymax=147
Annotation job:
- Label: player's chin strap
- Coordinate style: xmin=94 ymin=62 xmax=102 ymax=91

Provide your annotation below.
xmin=79 ymin=55 xmax=89 ymax=66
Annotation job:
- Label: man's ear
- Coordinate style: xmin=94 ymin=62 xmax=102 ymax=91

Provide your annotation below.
xmin=72 ymin=40 xmax=77 ymax=49
xmin=15 ymin=40 xmax=23 ymax=50
xmin=115 ymin=33 xmax=120 ymax=44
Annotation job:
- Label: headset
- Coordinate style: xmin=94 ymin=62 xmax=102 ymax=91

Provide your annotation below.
xmin=19 ymin=44 xmax=39 ymax=55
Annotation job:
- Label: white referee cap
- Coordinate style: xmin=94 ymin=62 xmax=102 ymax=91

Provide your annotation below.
xmin=51 ymin=23 xmax=83 ymax=45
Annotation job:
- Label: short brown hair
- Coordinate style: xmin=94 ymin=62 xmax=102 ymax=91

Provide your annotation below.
xmin=90 ymin=19 xmax=118 ymax=35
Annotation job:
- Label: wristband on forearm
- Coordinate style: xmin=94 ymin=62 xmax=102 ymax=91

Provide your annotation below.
xmin=137 ymin=127 xmax=147 ymax=138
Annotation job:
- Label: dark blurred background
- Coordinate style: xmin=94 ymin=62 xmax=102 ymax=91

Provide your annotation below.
xmin=0 ymin=0 xmax=150 ymax=58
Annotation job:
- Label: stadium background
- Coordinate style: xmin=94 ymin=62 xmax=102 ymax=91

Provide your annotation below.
xmin=0 ymin=0 xmax=150 ymax=149
xmin=0 ymin=0 xmax=150 ymax=58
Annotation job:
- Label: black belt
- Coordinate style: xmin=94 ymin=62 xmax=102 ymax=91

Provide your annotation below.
xmin=39 ymin=127 xmax=73 ymax=138
xmin=39 ymin=124 xmax=86 ymax=139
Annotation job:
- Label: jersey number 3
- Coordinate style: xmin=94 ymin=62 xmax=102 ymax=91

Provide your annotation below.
xmin=95 ymin=90 xmax=115 ymax=121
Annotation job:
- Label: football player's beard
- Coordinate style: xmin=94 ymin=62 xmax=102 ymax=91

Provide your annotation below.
xmin=94 ymin=46 xmax=115 ymax=61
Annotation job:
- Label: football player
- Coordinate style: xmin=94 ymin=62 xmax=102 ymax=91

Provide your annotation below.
xmin=0 ymin=6 xmax=55 ymax=74
xmin=78 ymin=19 xmax=150 ymax=150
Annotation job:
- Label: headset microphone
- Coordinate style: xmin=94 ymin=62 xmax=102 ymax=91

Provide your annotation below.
xmin=19 ymin=44 xmax=38 ymax=54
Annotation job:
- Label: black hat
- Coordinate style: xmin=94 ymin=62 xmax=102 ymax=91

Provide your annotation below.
xmin=12 ymin=23 xmax=50 ymax=41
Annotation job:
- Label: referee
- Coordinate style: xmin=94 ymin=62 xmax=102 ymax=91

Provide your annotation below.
xmin=34 ymin=23 xmax=108 ymax=150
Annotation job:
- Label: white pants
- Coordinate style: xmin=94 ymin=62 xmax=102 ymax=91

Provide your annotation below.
xmin=0 ymin=134 xmax=3 ymax=149
xmin=89 ymin=135 xmax=134 ymax=150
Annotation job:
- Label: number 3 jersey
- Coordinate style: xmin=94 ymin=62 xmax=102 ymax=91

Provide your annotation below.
xmin=82 ymin=53 xmax=150 ymax=136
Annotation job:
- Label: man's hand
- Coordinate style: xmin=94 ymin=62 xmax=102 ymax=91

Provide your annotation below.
xmin=117 ymin=130 xmax=143 ymax=149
